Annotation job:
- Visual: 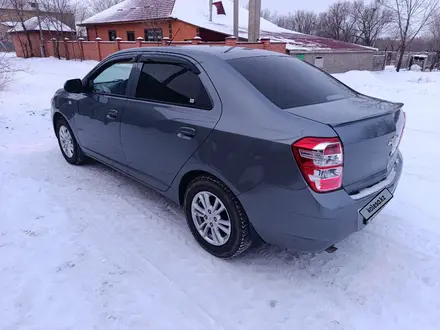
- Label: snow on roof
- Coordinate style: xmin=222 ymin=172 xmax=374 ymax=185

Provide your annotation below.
xmin=81 ymin=0 xmax=375 ymax=52
xmin=171 ymin=0 xmax=301 ymax=38
xmin=81 ymin=0 xmax=175 ymax=25
xmin=266 ymin=33 xmax=376 ymax=52
xmin=9 ymin=16 xmax=74 ymax=33
xmin=1 ymin=21 xmax=20 ymax=27
xmin=173 ymin=1 xmax=372 ymax=51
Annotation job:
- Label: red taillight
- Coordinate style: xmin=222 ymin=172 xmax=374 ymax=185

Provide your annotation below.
xmin=292 ymin=137 xmax=343 ymax=193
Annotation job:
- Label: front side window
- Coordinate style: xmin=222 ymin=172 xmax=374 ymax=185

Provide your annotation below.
xmin=144 ymin=28 xmax=162 ymax=41
xmin=135 ymin=62 xmax=212 ymax=109
xmin=91 ymin=61 xmax=134 ymax=96
xmin=227 ymin=56 xmax=355 ymax=109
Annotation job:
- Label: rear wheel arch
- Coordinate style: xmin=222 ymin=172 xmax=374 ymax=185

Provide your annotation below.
xmin=177 ymin=169 xmax=264 ymax=244
xmin=178 ymin=170 xmax=240 ymax=206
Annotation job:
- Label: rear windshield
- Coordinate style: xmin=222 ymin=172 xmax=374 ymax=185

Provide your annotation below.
xmin=227 ymin=56 xmax=355 ymax=109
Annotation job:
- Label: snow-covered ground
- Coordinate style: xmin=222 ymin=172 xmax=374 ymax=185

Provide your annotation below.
xmin=1 ymin=56 xmax=439 ymax=330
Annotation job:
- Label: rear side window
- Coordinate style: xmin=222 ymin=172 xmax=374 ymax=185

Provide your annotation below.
xmin=135 ymin=62 xmax=212 ymax=109
xmin=227 ymin=56 xmax=355 ymax=109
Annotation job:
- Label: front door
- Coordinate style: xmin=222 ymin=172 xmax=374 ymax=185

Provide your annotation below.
xmin=75 ymin=58 xmax=136 ymax=168
xmin=120 ymin=54 xmax=222 ymax=191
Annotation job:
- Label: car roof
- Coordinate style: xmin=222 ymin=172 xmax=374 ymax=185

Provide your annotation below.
xmin=114 ymin=45 xmax=287 ymax=61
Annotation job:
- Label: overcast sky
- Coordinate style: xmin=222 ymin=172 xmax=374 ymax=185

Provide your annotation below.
xmin=260 ymin=0 xmax=354 ymax=13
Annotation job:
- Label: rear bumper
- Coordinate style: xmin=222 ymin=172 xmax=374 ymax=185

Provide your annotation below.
xmin=239 ymin=151 xmax=403 ymax=252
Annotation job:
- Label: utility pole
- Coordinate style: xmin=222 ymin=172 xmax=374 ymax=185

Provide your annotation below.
xmin=35 ymin=1 xmax=46 ymax=57
xmin=233 ymin=0 xmax=238 ymax=38
xmin=248 ymin=0 xmax=261 ymax=42
xmin=255 ymin=0 xmax=261 ymax=41
xmin=209 ymin=0 xmax=213 ymax=21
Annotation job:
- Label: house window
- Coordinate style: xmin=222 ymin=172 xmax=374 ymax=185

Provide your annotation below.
xmin=127 ymin=31 xmax=135 ymax=41
xmin=108 ymin=30 xmax=117 ymax=41
xmin=144 ymin=28 xmax=163 ymax=41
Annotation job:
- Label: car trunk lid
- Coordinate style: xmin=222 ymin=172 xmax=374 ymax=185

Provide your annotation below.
xmin=286 ymin=95 xmax=405 ymax=194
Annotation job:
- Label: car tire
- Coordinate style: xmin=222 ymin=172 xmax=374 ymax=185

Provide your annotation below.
xmin=55 ymin=117 xmax=86 ymax=165
xmin=184 ymin=176 xmax=252 ymax=258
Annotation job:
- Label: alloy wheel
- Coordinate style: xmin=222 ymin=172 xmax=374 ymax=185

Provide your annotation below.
xmin=59 ymin=125 xmax=74 ymax=158
xmin=191 ymin=191 xmax=232 ymax=246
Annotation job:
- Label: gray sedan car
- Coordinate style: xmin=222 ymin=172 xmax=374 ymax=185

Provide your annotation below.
xmin=51 ymin=46 xmax=405 ymax=258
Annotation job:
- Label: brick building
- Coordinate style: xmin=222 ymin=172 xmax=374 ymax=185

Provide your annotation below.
xmin=9 ymin=16 xmax=75 ymax=57
xmin=1 ymin=1 xmax=75 ymax=52
xmin=78 ymin=0 xmax=383 ymax=73
xmin=0 ymin=1 xmax=75 ymax=27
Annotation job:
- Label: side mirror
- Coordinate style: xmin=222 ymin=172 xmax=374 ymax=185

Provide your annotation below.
xmin=64 ymin=79 xmax=84 ymax=93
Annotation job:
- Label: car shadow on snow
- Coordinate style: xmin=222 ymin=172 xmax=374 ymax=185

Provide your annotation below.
xmin=39 ymin=147 xmax=389 ymax=277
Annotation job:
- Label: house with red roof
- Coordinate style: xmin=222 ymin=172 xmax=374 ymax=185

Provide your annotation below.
xmin=78 ymin=0 xmax=384 ymax=73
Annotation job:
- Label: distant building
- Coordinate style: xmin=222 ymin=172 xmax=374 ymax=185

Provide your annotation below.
xmin=9 ymin=16 xmax=75 ymax=57
xmin=78 ymin=0 xmax=382 ymax=73
xmin=1 ymin=1 xmax=75 ymax=52
xmin=0 ymin=20 xmax=18 ymax=50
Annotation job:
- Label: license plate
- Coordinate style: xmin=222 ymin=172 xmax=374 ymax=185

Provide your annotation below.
xmin=359 ymin=188 xmax=393 ymax=224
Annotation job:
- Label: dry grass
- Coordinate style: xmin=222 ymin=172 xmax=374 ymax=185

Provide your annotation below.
xmin=0 ymin=53 xmax=16 ymax=91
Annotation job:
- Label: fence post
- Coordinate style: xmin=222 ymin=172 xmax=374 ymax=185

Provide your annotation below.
xmin=64 ymin=38 xmax=70 ymax=60
xmin=225 ymin=36 xmax=237 ymax=47
xmin=161 ymin=36 xmax=170 ymax=46
xmin=95 ymin=37 xmax=102 ymax=61
xmin=78 ymin=38 xmax=84 ymax=61
xmin=192 ymin=36 xmax=202 ymax=45
xmin=136 ymin=37 xmax=143 ymax=47
xmin=51 ymin=38 xmax=58 ymax=58
xmin=260 ymin=37 xmax=270 ymax=50
xmin=115 ymin=37 xmax=121 ymax=51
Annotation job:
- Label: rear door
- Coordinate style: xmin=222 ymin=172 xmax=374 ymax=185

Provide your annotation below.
xmin=120 ymin=54 xmax=222 ymax=191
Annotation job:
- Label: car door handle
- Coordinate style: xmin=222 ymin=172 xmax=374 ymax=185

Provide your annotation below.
xmin=177 ymin=127 xmax=196 ymax=140
xmin=106 ymin=109 xmax=118 ymax=120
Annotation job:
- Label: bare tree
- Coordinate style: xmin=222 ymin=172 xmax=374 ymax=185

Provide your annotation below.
xmin=259 ymin=8 xmax=270 ymax=21
xmin=290 ymin=10 xmax=318 ymax=34
xmin=352 ymin=0 xmax=393 ymax=46
xmin=0 ymin=53 xmax=23 ymax=90
xmin=0 ymin=53 xmax=13 ymax=90
xmin=74 ymin=1 xmax=91 ymax=23
xmin=274 ymin=13 xmax=296 ymax=31
xmin=74 ymin=1 xmax=91 ymax=38
xmin=88 ymin=0 xmax=124 ymax=15
xmin=2 ymin=0 xmax=35 ymax=57
xmin=385 ymin=0 xmax=439 ymax=71
xmin=316 ymin=1 xmax=358 ymax=42
xmin=428 ymin=12 xmax=440 ymax=69
xmin=257 ymin=9 xmax=318 ymax=34
xmin=40 ymin=0 xmax=76 ymax=57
